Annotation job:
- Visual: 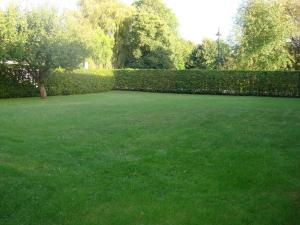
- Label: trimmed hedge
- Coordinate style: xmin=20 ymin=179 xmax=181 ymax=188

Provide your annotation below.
xmin=0 ymin=65 xmax=38 ymax=98
xmin=1 ymin=68 xmax=299 ymax=98
xmin=114 ymin=70 xmax=300 ymax=97
xmin=43 ymin=70 xmax=114 ymax=96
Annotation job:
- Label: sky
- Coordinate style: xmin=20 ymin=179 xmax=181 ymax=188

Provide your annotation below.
xmin=0 ymin=0 xmax=242 ymax=44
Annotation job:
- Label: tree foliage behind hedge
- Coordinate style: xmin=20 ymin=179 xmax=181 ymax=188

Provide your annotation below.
xmin=114 ymin=70 xmax=300 ymax=97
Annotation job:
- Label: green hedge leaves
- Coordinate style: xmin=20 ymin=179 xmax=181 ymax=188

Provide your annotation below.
xmin=43 ymin=71 xmax=114 ymax=96
xmin=0 ymin=66 xmax=39 ymax=98
xmin=1 ymin=68 xmax=299 ymax=98
xmin=114 ymin=70 xmax=300 ymax=97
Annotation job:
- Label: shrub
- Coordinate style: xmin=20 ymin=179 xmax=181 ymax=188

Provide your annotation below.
xmin=114 ymin=70 xmax=300 ymax=97
xmin=114 ymin=70 xmax=176 ymax=92
xmin=1 ymin=68 xmax=299 ymax=98
xmin=0 ymin=65 xmax=38 ymax=98
xmin=43 ymin=70 xmax=114 ymax=96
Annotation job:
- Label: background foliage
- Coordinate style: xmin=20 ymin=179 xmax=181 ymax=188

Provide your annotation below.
xmin=186 ymin=39 xmax=232 ymax=69
xmin=1 ymin=0 xmax=299 ymax=73
xmin=234 ymin=0 xmax=297 ymax=70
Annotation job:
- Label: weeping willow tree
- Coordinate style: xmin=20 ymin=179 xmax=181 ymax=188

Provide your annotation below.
xmin=78 ymin=0 xmax=133 ymax=68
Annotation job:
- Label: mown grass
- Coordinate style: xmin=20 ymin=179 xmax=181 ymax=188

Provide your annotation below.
xmin=0 ymin=91 xmax=299 ymax=225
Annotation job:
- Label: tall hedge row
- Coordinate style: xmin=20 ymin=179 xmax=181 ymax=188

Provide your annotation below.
xmin=114 ymin=70 xmax=300 ymax=97
xmin=0 ymin=66 xmax=38 ymax=98
xmin=1 ymin=68 xmax=299 ymax=98
xmin=43 ymin=70 xmax=114 ymax=96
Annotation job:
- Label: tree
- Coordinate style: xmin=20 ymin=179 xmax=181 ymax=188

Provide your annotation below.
xmin=112 ymin=16 xmax=133 ymax=68
xmin=280 ymin=0 xmax=300 ymax=69
xmin=78 ymin=0 xmax=133 ymax=68
xmin=79 ymin=0 xmax=188 ymax=69
xmin=0 ymin=6 xmax=90 ymax=98
xmin=78 ymin=0 xmax=132 ymax=34
xmin=234 ymin=0 xmax=296 ymax=70
xmin=122 ymin=0 xmax=191 ymax=69
xmin=186 ymin=39 xmax=231 ymax=69
xmin=65 ymin=11 xmax=114 ymax=68
xmin=133 ymin=0 xmax=178 ymax=31
xmin=124 ymin=10 xmax=175 ymax=69
xmin=172 ymin=39 xmax=195 ymax=69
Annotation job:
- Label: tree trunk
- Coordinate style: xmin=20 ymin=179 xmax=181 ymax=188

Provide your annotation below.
xmin=39 ymin=84 xmax=47 ymax=99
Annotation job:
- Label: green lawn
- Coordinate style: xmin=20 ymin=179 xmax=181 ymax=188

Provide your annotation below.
xmin=0 ymin=91 xmax=299 ymax=225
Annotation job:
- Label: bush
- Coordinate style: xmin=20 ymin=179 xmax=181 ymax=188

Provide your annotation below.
xmin=0 ymin=65 xmax=39 ymax=98
xmin=43 ymin=70 xmax=114 ymax=96
xmin=114 ymin=70 xmax=300 ymax=97
xmin=1 ymin=68 xmax=299 ymax=98
xmin=114 ymin=70 xmax=176 ymax=92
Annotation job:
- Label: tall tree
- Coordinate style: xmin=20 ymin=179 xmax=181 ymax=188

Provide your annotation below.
xmin=235 ymin=0 xmax=296 ymax=70
xmin=124 ymin=11 xmax=175 ymax=69
xmin=133 ymin=0 xmax=178 ymax=31
xmin=78 ymin=0 xmax=131 ymax=33
xmin=280 ymin=0 xmax=300 ymax=69
xmin=79 ymin=0 xmax=190 ymax=69
xmin=78 ymin=0 xmax=133 ymax=68
xmin=123 ymin=0 xmax=188 ymax=69
xmin=112 ymin=16 xmax=132 ymax=68
xmin=65 ymin=11 xmax=114 ymax=68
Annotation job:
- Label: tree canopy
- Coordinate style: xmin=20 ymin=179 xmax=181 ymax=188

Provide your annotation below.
xmin=78 ymin=0 xmax=132 ymax=33
xmin=123 ymin=10 xmax=175 ymax=69
xmin=0 ymin=5 xmax=91 ymax=97
xmin=234 ymin=0 xmax=297 ymax=70
xmin=186 ymin=39 xmax=231 ymax=69
xmin=281 ymin=0 xmax=300 ymax=69
xmin=78 ymin=0 xmax=133 ymax=68
xmin=1 ymin=0 xmax=299 ymax=80
xmin=133 ymin=0 xmax=178 ymax=31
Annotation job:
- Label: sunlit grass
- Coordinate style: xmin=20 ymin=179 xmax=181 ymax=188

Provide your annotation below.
xmin=0 ymin=91 xmax=299 ymax=225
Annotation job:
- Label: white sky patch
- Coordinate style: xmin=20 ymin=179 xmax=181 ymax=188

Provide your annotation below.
xmin=0 ymin=0 xmax=78 ymax=11
xmin=0 ymin=0 xmax=242 ymax=44
xmin=123 ymin=0 xmax=241 ymax=43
